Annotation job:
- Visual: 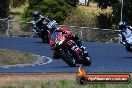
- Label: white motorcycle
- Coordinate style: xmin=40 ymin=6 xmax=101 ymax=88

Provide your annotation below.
xmin=118 ymin=26 xmax=132 ymax=52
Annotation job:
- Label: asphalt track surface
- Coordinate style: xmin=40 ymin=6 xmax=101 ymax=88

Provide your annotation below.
xmin=0 ymin=36 xmax=132 ymax=73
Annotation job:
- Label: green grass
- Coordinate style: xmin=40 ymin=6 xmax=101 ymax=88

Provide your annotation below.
xmin=0 ymin=49 xmax=37 ymax=66
xmin=0 ymin=79 xmax=131 ymax=88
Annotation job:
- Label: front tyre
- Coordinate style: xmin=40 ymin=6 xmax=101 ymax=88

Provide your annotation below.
xmin=60 ymin=50 xmax=76 ymax=67
xmin=41 ymin=36 xmax=49 ymax=43
xmin=125 ymin=43 xmax=132 ymax=52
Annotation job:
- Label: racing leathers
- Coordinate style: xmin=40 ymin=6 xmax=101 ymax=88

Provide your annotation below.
xmin=32 ymin=15 xmax=50 ymax=33
xmin=119 ymin=26 xmax=132 ymax=44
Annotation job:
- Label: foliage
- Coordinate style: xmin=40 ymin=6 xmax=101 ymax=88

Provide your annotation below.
xmin=0 ymin=0 xmax=9 ymax=18
xmin=64 ymin=6 xmax=98 ymax=27
xmin=22 ymin=0 xmax=74 ymax=23
xmin=95 ymin=0 xmax=118 ymax=9
xmin=64 ymin=0 xmax=77 ymax=7
xmin=0 ymin=0 xmax=9 ymax=33
xmin=95 ymin=0 xmax=132 ymax=26
xmin=97 ymin=13 xmax=113 ymax=28
xmin=0 ymin=20 xmax=8 ymax=34
xmin=9 ymin=0 xmax=27 ymax=8
xmin=64 ymin=3 xmax=113 ymax=28
xmin=114 ymin=0 xmax=132 ymax=24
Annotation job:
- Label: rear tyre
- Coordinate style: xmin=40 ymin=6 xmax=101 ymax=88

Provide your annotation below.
xmin=60 ymin=50 xmax=76 ymax=67
xmin=81 ymin=51 xmax=92 ymax=66
xmin=82 ymin=57 xmax=91 ymax=66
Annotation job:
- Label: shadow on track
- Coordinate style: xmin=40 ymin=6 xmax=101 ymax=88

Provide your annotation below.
xmin=123 ymin=56 xmax=132 ymax=59
xmin=35 ymin=41 xmax=49 ymax=44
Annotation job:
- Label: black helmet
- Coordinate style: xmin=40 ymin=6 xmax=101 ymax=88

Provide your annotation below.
xmin=118 ymin=21 xmax=127 ymax=30
xmin=33 ymin=10 xmax=40 ymax=18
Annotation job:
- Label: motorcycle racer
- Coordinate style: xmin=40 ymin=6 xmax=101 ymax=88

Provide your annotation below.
xmin=51 ymin=27 xmax=88 ymax=59
xmin=32 ymin=10 xmax=57 ymax=42
xmin=118 ymin=21 xmax=132 ymax=44
xmin=32 ymin=11 xmax=50 ymax=32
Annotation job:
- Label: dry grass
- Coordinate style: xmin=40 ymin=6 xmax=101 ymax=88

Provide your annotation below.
xmin=8 ymin=28 xmax=34 ymax=37
xmin=9 ymin=4 xmax=28 ymax=20
xmin=0 ymin=73 xmax=76 ymax=87
xmin=0 ymin=49 xmax=37 ymax=66
xmin=10 ymin=5 xmax=26 ymax=13
xmin=78 ymin=3 xmax=112 ymax=15
xmin=64 ymin=3 xmax=112 ymax=28
xmin=0 ymin=73 xmax=76 ymax=82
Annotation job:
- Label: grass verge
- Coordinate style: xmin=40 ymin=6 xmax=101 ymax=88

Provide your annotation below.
xmin=0 ymin=49 xmax=37 ymax=66
xmin=0 ymin=79 xmax=131 ymax=88
xmin=0 ymin=74 xmax=131 ymax=88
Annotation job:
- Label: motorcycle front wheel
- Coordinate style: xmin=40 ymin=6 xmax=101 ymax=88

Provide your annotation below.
xmin=60 ymin=49 xmax=76 ymax=67
xmin=125 ymin=43 xmax=132 ymax=52
xmin=41 ymin=36 xmax=49 ymax=43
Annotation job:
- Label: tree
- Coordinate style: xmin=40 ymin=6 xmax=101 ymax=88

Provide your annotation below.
xmin=0 ymin=0 xmax=9 ymax=34
xmin=9 ymin=0 xmax=26 ymax=8
xmin=95 ymin=0 xmax=132 ymax=25
xmin=22 ymin=0 xmax=74 ymax=23
xmin=0 ymin=0 xmax=9 ymax=18
xmin=95 ymin=0 xmax=118 ymax=9
xmin=117 ymin=0 xmax=132 ymax=24
xmin=64 ymin=0 xmax=77 ymax=7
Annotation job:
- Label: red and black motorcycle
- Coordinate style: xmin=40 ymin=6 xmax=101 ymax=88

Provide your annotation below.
xmin=50 ymin=29 xmax=91 ymax=67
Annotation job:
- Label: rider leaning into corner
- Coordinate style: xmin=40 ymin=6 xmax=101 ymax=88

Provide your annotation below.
xmin=32 ymin=11 xmax=49 ymax=31
xmin=50 ymin=25 xmax=88 ymax=60
xmin=32 ymin=10 xmax=56 ymax=35
xmin=118 ymin=21 xmax=132 ymax=44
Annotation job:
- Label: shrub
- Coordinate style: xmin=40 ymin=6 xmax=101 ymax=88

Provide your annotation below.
xmin=9 ymin=0 xmax=26 ymax=8
xmin=22 ymin=0 xmax=74 ymax=23
xmin=0 ymin=0 xmax=9 ymax=18
xmin=0 ymin=0 xmax=9 ymax=34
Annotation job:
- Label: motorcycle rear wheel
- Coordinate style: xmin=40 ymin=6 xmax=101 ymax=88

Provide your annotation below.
xmin=82 ymin=56 xmax=91 ymax=66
